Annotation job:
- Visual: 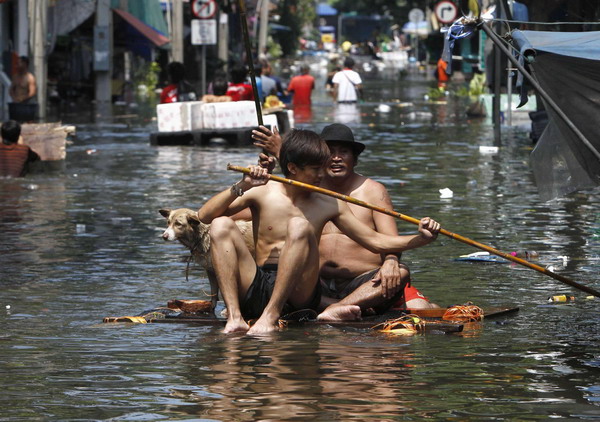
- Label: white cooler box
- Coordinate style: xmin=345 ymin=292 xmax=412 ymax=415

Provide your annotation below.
xmin=202 ymin=101 xmax=259 ymax=129
xmin=262 ymin=113 xmax=278 ymax=130
xmin=157 ymin=101 xmax=204 ymax=132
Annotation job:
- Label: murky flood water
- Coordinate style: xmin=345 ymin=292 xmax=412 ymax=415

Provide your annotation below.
xmin=1 ymin=73 xmax=599 ymax=421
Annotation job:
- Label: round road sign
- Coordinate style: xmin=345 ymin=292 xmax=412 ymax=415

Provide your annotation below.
xmin=191 ymin=0 xmax=217 ymax=19
xmin=434 ymin=1 xmax=458 ymax=24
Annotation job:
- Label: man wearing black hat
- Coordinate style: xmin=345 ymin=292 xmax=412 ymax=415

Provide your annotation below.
xmin=318 ymin=124 xmax=438 ymax=319
xmin=251 ymin=124 xmax=438 ymax=319
xmin=200 ymin=128 xmax=441 ymax=334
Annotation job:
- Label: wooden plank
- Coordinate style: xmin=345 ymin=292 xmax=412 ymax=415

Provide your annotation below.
xmin=103 ymin=305 xmax=519 ymax=335
xmin=403 ymin=306 xmax=519 ymax=319
xmin=151 ymin=314 xmax=465 ymax=334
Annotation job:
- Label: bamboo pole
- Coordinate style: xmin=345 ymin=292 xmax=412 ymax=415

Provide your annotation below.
xmin=228 ymin=164 xmax=600 ymax=298
xmin=236 ymin=0 xmax=263 ymax=126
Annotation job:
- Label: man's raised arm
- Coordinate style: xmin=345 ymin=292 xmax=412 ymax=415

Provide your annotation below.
xmin=332 ymin=200 xmax=440 ymax=254
xmin=198 ymin=165 xmax=269 ymax=224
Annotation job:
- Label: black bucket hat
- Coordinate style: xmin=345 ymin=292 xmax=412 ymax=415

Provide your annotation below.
xmin=320 ymin=123 xmax=365 ymax=155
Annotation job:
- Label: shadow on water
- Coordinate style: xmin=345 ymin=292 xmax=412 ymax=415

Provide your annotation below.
xmin=1 ymin=73 xmax=599 ymax=420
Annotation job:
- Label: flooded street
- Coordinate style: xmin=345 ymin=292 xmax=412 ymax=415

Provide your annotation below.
xmin=1 ymin=73 xmax=600 ymax=421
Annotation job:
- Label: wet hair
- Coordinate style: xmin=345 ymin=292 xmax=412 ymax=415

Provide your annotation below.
xmin=167 ymin=62 xmax=185 ymax=84
xmin=212 ymin=77 xmax=229 ymax=96
xmin=1 ymin=120 xmax=21 ymax=144
xmin=279 ymin=129 xmax=330 ymax=177
xmin=230 ymin=66 xmax=248 ymax=84
xmin=343 ymin=57 xmax=355 ymax=68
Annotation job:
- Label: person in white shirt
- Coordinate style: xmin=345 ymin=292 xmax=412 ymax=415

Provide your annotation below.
xmin=331 ymin=57 xmax=362 ymax=104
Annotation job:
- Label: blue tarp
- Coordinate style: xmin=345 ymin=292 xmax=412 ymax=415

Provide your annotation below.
xmin=317 ymin=3 xmax=338 ymax=16
xmin=518 ymin=30 xmax=600 ymax=61
xmin=511 ymin=30 xmax=600 ymax=200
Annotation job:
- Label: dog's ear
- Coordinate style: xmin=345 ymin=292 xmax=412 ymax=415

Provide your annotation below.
xmin=159 ymin=209 xmax=172 ymax=218
xmin=187 ymin=213 xmax=201 ymax=227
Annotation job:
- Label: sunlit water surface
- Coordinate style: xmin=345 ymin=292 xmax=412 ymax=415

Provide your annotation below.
xmin=1 ymin=74 xmax=599 ymax=421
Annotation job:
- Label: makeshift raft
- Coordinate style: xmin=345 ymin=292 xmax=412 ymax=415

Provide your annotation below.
xmin=103 ymin=300 xmax=519 ymax=335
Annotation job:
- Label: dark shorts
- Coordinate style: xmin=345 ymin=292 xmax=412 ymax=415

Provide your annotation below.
xmin=240 ymin=264 xmax=322 ymax=319
xmin=320 ymin=268 xmax=407 ymax=315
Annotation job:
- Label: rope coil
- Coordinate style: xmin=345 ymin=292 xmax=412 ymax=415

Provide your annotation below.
xmin=442 ymin=303 xmax=484 ymax=321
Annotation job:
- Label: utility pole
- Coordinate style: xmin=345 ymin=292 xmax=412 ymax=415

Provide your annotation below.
xmin=172 ymin=0 xmax=184 ymax=62
xmin=30 ymin=0 xmax=48 ymax=120
xmin=17 ymin=0 xmax=29 ymax=56
xmin=258 ymin=0 xmax=269 ymax=59
xmin=218 ymin=11 xmax=229 ymax=72
xmin=94 ymin=0 xmax=112 ymax=108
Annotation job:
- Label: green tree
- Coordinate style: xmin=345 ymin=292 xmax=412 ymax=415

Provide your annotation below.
xmin=277 ymin=0 xmax=317 ymax=57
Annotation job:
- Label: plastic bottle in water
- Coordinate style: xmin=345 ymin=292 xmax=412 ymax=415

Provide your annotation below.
xmin=548 ymin=295 xmax=575 ymax=303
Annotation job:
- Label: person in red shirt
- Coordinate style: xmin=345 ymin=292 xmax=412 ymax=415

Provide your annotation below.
xmin=0 ymin=120 xmax=40 ymax=177
xmin=160 ymin=62 xmax=196 ymax=104
xmin=226 ymin=66 xmax=254 ymax=102
xmin=287 ymin=64 xmax=315 ymax=106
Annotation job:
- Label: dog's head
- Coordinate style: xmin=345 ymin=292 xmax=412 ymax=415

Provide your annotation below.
xmin=159 ymin=208 xmax=205 ymax=244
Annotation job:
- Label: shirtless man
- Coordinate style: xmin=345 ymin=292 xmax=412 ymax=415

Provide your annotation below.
xmin=317 ymin=124 xmax=438 ymax=316
xmin=252 ymin=124 xmax=438 ymax=318
xmin=10 ymin=57 xmax=37 ymax=104
xmin=198 ymin=129 xmax=440 ymax=335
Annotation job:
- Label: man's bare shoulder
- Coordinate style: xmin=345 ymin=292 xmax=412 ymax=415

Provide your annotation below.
xmin=245 ymin=181 xmax=276 ymax=200
xmin=353 ymin=176 xmax=390 ymax=201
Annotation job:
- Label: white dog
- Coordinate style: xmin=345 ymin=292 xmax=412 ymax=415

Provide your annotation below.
xmin=160 ymin=208 xmax=254 ymax=311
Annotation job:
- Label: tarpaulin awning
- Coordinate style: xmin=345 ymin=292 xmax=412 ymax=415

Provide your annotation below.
xmin=511 ymin=30 xmax=600 ymax=200
xmin=113 ymin=8 xmax=170 ymax=47
xmin=112 ymin=0 xmax=169 ymax=36
xmin=51 ymin=0 xmax=96 ymax=36
xmin=516 ymin=30 xmax=600 ymax=60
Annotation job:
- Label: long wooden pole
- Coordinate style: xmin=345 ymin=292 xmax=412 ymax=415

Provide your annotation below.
xmin=228 ymin=164 xmax=600 ymax=298
xmin=236 ymin=0 xmax=263 ymax=126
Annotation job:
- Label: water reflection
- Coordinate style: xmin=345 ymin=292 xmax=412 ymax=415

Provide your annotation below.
xmin=176 ymin=332 xmax=420 ymax=420
xmin=332 ymin=103 xmax=361 ymax=125
xmin=292 ymin=105 xmax=313 ymax=125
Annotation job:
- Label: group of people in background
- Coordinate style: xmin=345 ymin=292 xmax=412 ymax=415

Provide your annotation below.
xmin=159 ymin=59 xmax=290 ymax=107
xmin=159 ymin=55 xmax=364 ymax=109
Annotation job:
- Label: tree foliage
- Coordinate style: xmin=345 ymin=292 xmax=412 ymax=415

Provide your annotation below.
xmin=277 ymin=0 xmax=316 ymax=57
